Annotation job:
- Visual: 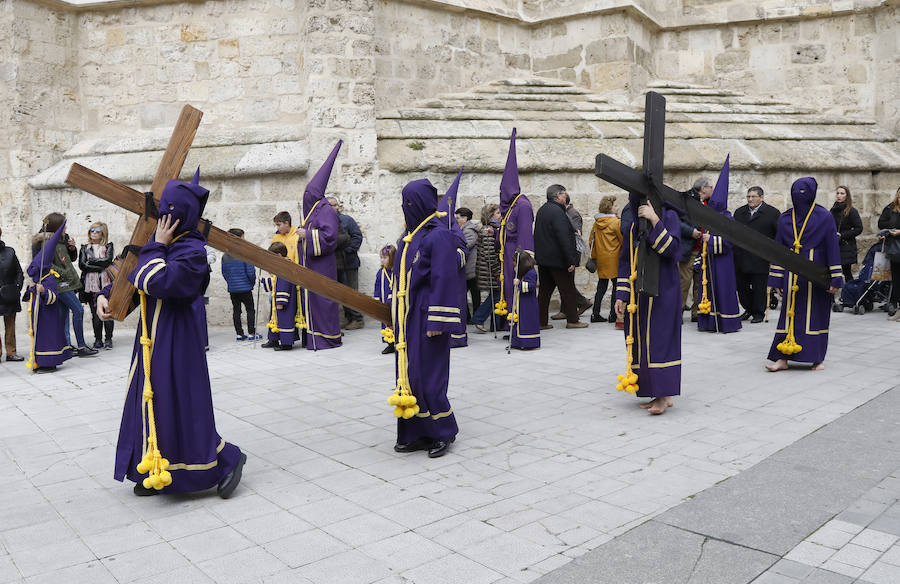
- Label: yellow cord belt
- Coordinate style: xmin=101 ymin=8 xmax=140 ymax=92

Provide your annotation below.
xmin=267 ymin=276 xmax=282 ymax=334
xmin=616 ymin=227 xmax=639 ymax=394
xmin=388 ymin=211 xmax=447 ymax=418
xmin=495 ymin=194 xmax=523 ymax=316
xmin=698 ymin=238 xmax=711 ymax=314
xmin=135 ymin=290 xmax=172 ymax=491
xmin=295 ymin=200 xmax=322 ymax=332
xmin=777 ymin=205 xmax=816 ymax=356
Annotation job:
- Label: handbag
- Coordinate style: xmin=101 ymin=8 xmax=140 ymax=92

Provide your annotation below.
xmin=585 ymin=258 xmax=597 ymax=273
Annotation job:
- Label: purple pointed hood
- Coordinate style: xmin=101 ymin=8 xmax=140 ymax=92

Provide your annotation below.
xmin=304 ymin=140 xmax=342 ymax=215
xmin=438 ymin=168 xmax=463 ymax=225
xmin=499 ymin=128 xmax=520 ymax=213
xmin=709 ymin=154 xmax=730 ymax=212
xmin=158 ymin=167 xmax=209 ymax=237
xmin=28 ymin=220 xmax=66 ymax=281
xmin=790 ymin=177 xmax=818 ymax=217
xmin=401 ymin=178 xmax=439 ymax=231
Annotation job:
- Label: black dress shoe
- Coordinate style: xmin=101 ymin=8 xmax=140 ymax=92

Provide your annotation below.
xmin=35 ymin=366 xmax=57 ymax=373
xmin=427 ymin=437 xmax=455 ymax=458
xmin=590 ymin=315 xmax=607 ymax=323
xmin=750 ymin=315 xmax=764 ymax=323
xmin=273 ymin=344 xmax=293 ymax=351
xmin=690 ymin=315 xmax=698 ymax=323
xmin=261 ymin=340 xmax=276 ymax=349
xmin=5 ymin=354 xmax=24 ymax=362
xmin=133 ymin=482 xmax=159 ymax=497
xmin=77 ymin=346 xmax=99 ymax=357
xmin=740 ymin=311 xmax=751 ymax=321
xmin=218 ymin=452 xmax=247 ymax=499
xmin=393 ymin=438 xmax=433 ymax=453
xmin=381 ymin=343 xmax=395 ymax=355
xmin=502 ymin=334 xmax=510 ymax=340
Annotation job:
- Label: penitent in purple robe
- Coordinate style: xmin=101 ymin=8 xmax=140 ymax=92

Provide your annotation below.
xmin=298 ymin=141 xmax=343 ymax=351
xmin=373 ymin=267 xmax=393 ymax=337
xmin=393 ymin=179 xmax=460 ymax=445
xmin=511 ymin=267 xmax=540 ymax=349
xmin=615 ymin=197 xmax=683 ymax=398
xmin=767 ymin=177 xmax=843 ymax=364
xmin=498 ymin=129 xmax=535 ymax=332
xmin=26 ymin=222 xmax=72 ymax=369
xmin=110 ymin=173 xmax=241 ymax=493
xmin=439 ymin=169 xmax=469 ymax=349
xmin=695 ymin=156 xmax=742 ymax=333
xmin=265 ymin=276 xmax=299 ymax=347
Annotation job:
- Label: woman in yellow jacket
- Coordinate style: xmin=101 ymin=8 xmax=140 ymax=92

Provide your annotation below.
xmin=588 ymin=195 xmax=623 ymax=323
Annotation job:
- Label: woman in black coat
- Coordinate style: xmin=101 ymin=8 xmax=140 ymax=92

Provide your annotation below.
xmin=878 ymin=187 xmax=900 ymax=316
xmin=830 ymin=186 xmax=863 ymax=282
xmin=0 ymin=227 xmax=25 ymax=361
xmin=78 ymin=222 xmax=115 ymax=349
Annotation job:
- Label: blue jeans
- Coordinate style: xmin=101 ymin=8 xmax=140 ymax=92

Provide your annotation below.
xmin=472 ymin=289 xmax=502 ymax=330
xmin=58 ymin=290 xmax=87 ymax=348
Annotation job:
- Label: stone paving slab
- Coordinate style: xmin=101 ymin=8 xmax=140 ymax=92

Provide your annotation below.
xmin=1 ymin=309 xmax=900 ymax=583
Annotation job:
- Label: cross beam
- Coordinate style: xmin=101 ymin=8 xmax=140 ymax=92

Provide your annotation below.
xmin=595 ymin=92 xmax=831 ymax=290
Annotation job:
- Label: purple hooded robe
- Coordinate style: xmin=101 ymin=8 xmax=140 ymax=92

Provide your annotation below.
xmin=497 ymin=129 xmax=535 ymax=331
xmin=696 ymin=155 xmax=742 ymax=333
xmin=299 ymin=141 xmax=342 ymax=350
xmin=263 ymin=275 xmax=299 ymax=347
xmin=26 ymin=222 xmax=72 ymax=369
xmin=511 ymin=267 xmax=540 ymax=349
xmin=438 ymin=169 xmax=469 ymax=349
xmin=107 ymin=170 xmax=242 ymax=493
xmin=767 ymin=177 xmax=843 ymax=364
xmin=393 ymin=179 xmax=460 ymax=445
xmin=615 ymin=194 xmax=683 ymax=398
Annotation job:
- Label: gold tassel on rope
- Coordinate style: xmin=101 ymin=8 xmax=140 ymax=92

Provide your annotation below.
xmin=616 ymin=229 xmax=639 ymax=394
xmin=776 ymin=205 xmax=815 ymax=356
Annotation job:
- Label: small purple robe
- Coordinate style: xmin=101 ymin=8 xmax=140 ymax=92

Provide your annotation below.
xmin=615 ymin=205 xmax=683 ymax=398
xmin=695 ymin=227 xmax=742 ymax=333
xmin=767 ymin=178 xmax=843 ymax=364
xmin=393 ymin=179 xmax=460 ymax=444
xmin=299 ymin=201 xmax=342 ymax=350
xmin=511 ymin=267 xmax=540 ymax=349
xmin=27 ymin=275 xmax=72 ymax=368
xmin=112 ymin=233 xmax=241 ymax=493
xmin=266 ymin=275 xmax=299 ymax=347
xmin=374 ymin=267 xmax=393 ymax=338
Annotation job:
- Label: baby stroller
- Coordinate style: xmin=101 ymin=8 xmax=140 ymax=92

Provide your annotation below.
xmin=837 ymin=242 xmax=893 ymax=314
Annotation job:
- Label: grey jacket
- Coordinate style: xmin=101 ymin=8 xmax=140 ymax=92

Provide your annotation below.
xmin=460 ymin=220 xmax=479 ymax=280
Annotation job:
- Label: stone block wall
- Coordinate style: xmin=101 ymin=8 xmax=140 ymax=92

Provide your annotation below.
xmin=374 ymin=0 xmax=532 ymax=111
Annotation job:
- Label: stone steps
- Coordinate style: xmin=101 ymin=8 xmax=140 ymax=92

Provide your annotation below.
xmin=417 ymin=98 xmax=625 ymax=112
xmin=472 ymin=85 xmax=593 ymax=96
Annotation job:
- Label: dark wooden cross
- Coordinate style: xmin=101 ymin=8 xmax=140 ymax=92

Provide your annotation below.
xmin=595 ymin=91 xmax=831 ymax=291
xmin=65 ymin=105 xmax=391 ymax=324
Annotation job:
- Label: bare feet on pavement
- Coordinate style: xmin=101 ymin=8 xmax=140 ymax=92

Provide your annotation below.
xmin=766 ymin=359 xmax=789 ymax=372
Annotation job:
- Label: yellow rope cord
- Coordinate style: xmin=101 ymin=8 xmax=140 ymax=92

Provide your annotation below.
xmin=387 ymin=210 xmax=447 ymax=418
xmin=380 ymin=272 xmax=395 ymax=343
xmin=495 ymin=194 xmax=523 ymax=316
xmin=698 ymin=239 xmax=712 ymax=314
xmin=777 ymin=204 xmax=816 ymax=356
xmin=293 ymin=200 xmax=321 ymax=333
xmin=266 ymin=276 xmax=282 ymax=334
xmin=134 ymin=290 xmax=172 ymax=490
xmin=616 ymin=227 xmax=640 ymax=394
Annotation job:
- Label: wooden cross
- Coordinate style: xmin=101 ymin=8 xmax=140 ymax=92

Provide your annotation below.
xmin=64 ymin=105 xmax=391 ymax=324
xmin=595 ymin=92 xmax=831 ymax=289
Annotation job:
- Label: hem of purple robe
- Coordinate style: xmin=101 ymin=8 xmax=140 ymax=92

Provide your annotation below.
xmin=305 ymin=334 xmax=341 ymax=350
xmin=117 ymin=442 xmax=242 ymax=494
xmin=397 ymin=415 xmax=458 ymax=444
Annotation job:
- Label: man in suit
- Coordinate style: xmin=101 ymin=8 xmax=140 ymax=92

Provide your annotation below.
xmin=732 ymin=186 xmax=780 ymax=323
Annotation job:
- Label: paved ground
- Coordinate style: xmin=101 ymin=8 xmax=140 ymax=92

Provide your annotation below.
xmin=1 ymin=306 xmax=899 ymax=584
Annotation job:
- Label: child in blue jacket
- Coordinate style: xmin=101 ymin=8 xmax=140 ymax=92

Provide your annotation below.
xmin=221 ymin=228 xmax=259 ymax=341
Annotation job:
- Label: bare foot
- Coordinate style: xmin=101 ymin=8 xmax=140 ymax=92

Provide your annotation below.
xmin=639 ymin=401 xmax=654 ymax=409
xmin=665 ymin=397 xmax=674 ymax=408
xmin=811 ymin=362 xmax=824 ymax=371
xmin=766 ymin=359 xmax=789 ymax=372
xmin=647 ymin=398 xmax=668 ymax=415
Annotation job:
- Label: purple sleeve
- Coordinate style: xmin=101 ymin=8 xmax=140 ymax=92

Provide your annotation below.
xmin=130 ymin=241 xmax=208 ymax=299
xmin=646 ymin=211 xmax=681 ymax=261
xmin=519 ymin=268 xmax=538 ymax=295
xmin=768 ymin=216 xmax=790 ymax=288
xmin=825 ymin=224 xmax=844 ymax=289
xmin=515 ymin=202 xmax=535 ymax=253
xmin=274 ymin=276 xmax=293 ymax=307
xmin=306 ymin=207 xmax=338 ymax=258
xmin=615 ymin=224 xmax=634 ymax=303
xmin=424 ymin=233 xmax=464 ymax=333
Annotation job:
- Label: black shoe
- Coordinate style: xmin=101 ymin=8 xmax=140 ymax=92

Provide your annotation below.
xmin=832 ymin=302 xmax=842 ymax=313
xmin=218 ymin=452 xmax=247 ymax=499
xmin=93 ymin=340 xmax=103 ymax=349
xmin=104 ymin=339 xmax=113 ymax=350
xmin=750 ymin=315 xmax=764 ymax=323
xmin=769 ymin=296 xmax=779 ymax=310
xmin=133 ymin=482 xmax=159 ymax=497
xmin=889 ymin=303 xmax=898 ymax=317
xmin=273 ymin=344 xmax=293 ymax=351
xmin=261 ymin=340 xmax=276 ymax=349
xmin=427 ymin=437 xmax=455 ymax=458
xmin=502 ymin=334 xmax=510 ymax=340
xmin=35 ymin=366 xmax=57 ymax=373
xmin=393 ymin=438 xmax=433 ymax=453
xmin=683 ymin=305 xmax=690 ymax=312
xmin=381 ymin=343 xmax=395 ymax=355
xmin=5 ymin=354 xmax=24 ymax=362
xmin=77 ymin=346 xmax=99 ymax=357
xmin=740 ymin=311 xmax=752 ymax=321
xmin=690 ymin=315 xmax=698 ymax=323
xmin=590 ymin=315 xmax=607 ymax=323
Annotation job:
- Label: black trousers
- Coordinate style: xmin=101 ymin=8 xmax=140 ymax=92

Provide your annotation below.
xmin=466 ymin=278 xmax=480 ymax=321
xmin=338 ymin=269 xmax=363 ymax=322
xmin=538 ymin=265 xmax=580 ymax=324
xmin=88 ymin=297 xmax=114 ymax=343
xmin=230 ymin=291 xmax=256 ymax=336
xmin=842 ymin=264 xmax=854 ymax=283
xmin=735 ymin=270 xmax=767 ymax=317
xmin=892 ymin=261 xmax=900 ymax=303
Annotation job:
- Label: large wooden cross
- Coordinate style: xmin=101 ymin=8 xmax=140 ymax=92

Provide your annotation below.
xmin=595 ymin=92 xmax=831 ymax=290
xmin=64 ymin=105 xmax=391 ymax=324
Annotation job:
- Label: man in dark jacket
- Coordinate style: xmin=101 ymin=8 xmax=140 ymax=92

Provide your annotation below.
xmin=679 ymin=179 xmax=708 ymax=322
xmin=0 ymin=227 xmax=25 ymax=362
xmin=733 ymin=186 xmax=780 ymax=323
xmin=534 ymin=185 xmax=588 ymax=328
xmin=328 ymin=197 xmax=365 ymax=330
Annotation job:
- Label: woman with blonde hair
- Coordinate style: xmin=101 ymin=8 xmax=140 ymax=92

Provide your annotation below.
xmin=588 ymin=195 xmax=623 ymax=323
xmin=79 ymin=221 xmax=115 ymax=349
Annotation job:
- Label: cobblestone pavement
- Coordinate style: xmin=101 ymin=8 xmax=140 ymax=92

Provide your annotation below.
xmin=1 ymin=308 xmax=898 ymax=583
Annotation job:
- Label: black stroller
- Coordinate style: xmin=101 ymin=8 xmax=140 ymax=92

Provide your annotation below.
xmin=837 ymin=242 xmax=893 ymax=314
